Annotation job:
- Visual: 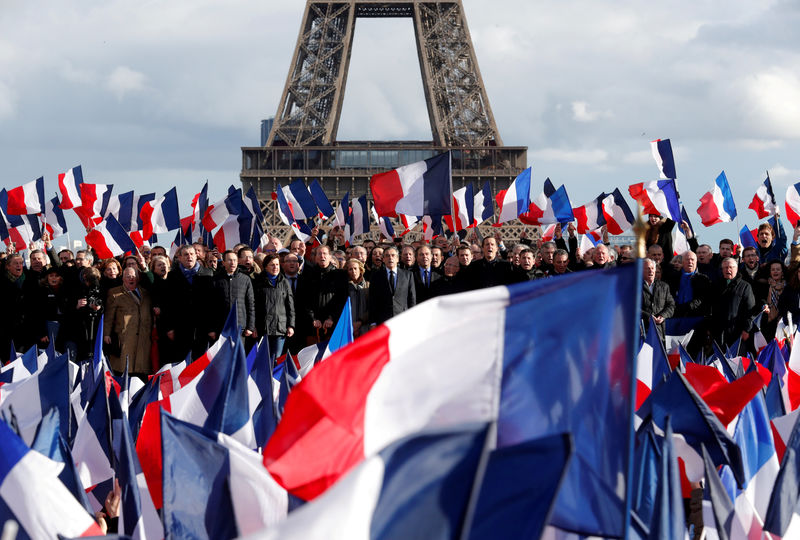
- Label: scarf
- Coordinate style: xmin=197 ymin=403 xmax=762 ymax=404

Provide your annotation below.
xmin=180 ymin=262 xmax=200 ymax=284
xmin=677 ymin=270 xmax=695 ymax=304
xmin=768 ymin=278 xmax=786 ymax=310
xmin=267 ymin=274 xmax=278 ymax=287
xmin=6 ymin=271 xmax=24 ymax=288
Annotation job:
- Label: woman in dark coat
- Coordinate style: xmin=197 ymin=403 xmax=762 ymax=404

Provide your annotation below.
xmin=254 ymin=253 xmax=295 ymax=359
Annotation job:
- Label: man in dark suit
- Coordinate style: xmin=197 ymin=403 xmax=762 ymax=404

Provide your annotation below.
xmin=369 ymin=246 xmax=416 ymax=325
xmin=162 ymin=245 xmax=214 ymax=362
xmin=642 ymin=257 xmax=675 ymax=343
xmin=411 ymin=245 xmax=441 ymax=303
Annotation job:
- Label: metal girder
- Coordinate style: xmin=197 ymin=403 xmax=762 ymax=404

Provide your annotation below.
xmin=267 ymin=0 xmax=502 ymax=148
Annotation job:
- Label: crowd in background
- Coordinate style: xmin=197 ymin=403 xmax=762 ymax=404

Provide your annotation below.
xmin=3 ymin=214 xmax=800 ymax=376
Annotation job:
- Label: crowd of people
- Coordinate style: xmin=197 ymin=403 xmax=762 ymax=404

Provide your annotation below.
xmin=3 ymin=215 xmax=800 ymax=376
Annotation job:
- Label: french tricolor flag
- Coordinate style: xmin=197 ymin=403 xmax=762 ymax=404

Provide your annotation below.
xmin=0 ymin=420 xmax=103 ymax=538
xmin=495 ymin=167 xmax=533 ymax=224
xmin=212 ymin=214 xmax=245 ymax=252
xmin=58 ymin=165 xmax=83 ymax=210
xmin=334 ymin=192 xmax=349 ymax=228
xmin=371 ymin=205 xmax=395 ymax=241
xmin=785 ymin=182 xmax=800 ymax=226
xmin=6 ymin=177 xmax=45 ymax=215
xmin=371 ymin=152 xmax=452 ymax=218
xmin=573 ymin=193 xmax=606 ymax=234
xmin=650 ymin=138 xmax=677 ymax=179
xmin=601 ymin=188 xmax=634 ymax=235
xmin=628 ymin=179 xmax=682 ymax=222
xmin=86 ymin=215 xmax=140 ymax=258
xmin=282 ymin=179 xmax=319 ymax=221
xmin=749 ymin=174 xmax=777 ymax=219
xmin=474 ymin=180 xmax=493 ymax=226
xmin=308 ymin=179 xmax=334 ymax=219
xmin=697 ymin=171 xmax=737 ymax=227
xmin=739 ymin=225 xmax=758 ymax=249
xmin=345 ymin=195 xmax=369 ymax=243
xmin=139 ymin=187 xmax=180 ymax=240
xmin=42 ymin=196 xmax=68 ymax=239
xmin=444 ymin=184 xmax=474 ymax=232
xmin=275 ymin=184 xmax=313 ymax=243
xmin=518 ymin=178 xmax=574 ymax=226
xmin=75 ymin=182 xmax=113 ymax=227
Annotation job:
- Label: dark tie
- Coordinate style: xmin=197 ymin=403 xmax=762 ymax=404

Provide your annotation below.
xmin=424 ymin=269 xmax=429 ymax=287
xmin=290 ymin=276 xmax=297 ymax=293
xmin=390 ymin=271 xmax=396 ymax=294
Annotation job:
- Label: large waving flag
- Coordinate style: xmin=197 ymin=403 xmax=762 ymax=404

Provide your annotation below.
xmin=140 ymin=186 xmax=180 ymax=240
xmin=495 ymin=167 xmax=533 ymax=224
xmin=785 ymin=182 xmax=800 ymax=226
xmin=749 ymin=173 xmax=777 ymax=219
xmin=6 ymin=176 xmax=45 ymax=215
xmin=628 ymin=179 xmax=682 ymax=222
xmin=651 ymin=138 xmax=677 ymax=179
xmin=259 ymin=425 xmax=489 ymax=540
xmin=518 ymin=178 xmax=574 ymax=225
xmin=58 ymin=164 xmax=84 ymax=209
xmin=86 ymin=214 xmax=139 ymax=258
xmin=371 ymin=204 xmax=395 ymax=241
xmin=161 ymin=413 xmax=288 ymax=538
xmin=697 ymin=171 xmax=737 ymax=226
xmin=264 ymin=264 xmax=639 ymax=537
xmin=371 ymin=152 xmax=452 ymax=218
xmin=0 ymin=419 xmax=103 ymax=538
xmin=601 ymin=188 xmax=634 ymax=235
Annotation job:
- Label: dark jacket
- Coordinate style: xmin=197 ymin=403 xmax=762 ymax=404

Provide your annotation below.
xmin=710 ymin=274 xmax=757 ymax=347
xmin=462 ymin=258 xmax=514 ymax=290
xmin=641 ymin=280 xmax=675 ymax=339
xmin=369 ymin=267 xmax=416 ymax=325
xmin=211 ymin=271 xmax=255 ymax=334
xmin=254 ymin=273 xmax=295 ymax=337
xmin=162 ymin=264 xmax=214 ymax=360
xmin=411 ymin=265 xmax=441 ymax=303
xmin=667 ymin=271 xmax=711 ymax=318
xmin=305 ymin=263 xmax=348 ymax=326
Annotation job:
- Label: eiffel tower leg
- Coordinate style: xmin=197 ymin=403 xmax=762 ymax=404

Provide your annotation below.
xmin=268 ymin=2 xmax=356 ymax=147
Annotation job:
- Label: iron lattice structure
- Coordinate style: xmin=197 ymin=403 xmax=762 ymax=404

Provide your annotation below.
xmin=242 ymin=0 xmax=529 ymax=243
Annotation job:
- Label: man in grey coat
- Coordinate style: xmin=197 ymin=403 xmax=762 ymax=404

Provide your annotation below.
xmin=642 ymin=257 xmax=675 ymax=343
xmin=210 ymin=250 xmax=255 ymax=340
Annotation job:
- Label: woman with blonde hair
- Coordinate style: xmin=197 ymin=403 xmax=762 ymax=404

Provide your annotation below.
xmin=345 ymin=258 xmax=369 ymax=336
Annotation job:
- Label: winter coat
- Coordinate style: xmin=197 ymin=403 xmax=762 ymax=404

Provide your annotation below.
xmin=254 ymin=273 xmax=295 ymax=337
xmin=103 ymin=286 xmax=153 ymax=375
xmin=211 ymin=271 xmax=255 ymax=334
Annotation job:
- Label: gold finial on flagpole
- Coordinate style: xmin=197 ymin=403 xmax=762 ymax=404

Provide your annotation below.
xmin=633 ymin=202 xmax=647 ymax=259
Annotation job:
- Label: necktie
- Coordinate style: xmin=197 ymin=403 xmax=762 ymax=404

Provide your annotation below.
xmin=424 ymin=269 xmax=429 ymax=287
xmin=390 ymin=271 xmax=396 ymax=293
xmin=290 ymin=276 xmax=297 ymax=293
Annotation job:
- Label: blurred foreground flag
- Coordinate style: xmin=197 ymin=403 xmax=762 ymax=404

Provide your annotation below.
xmin=264 ymin=264 xmax=639 ymax=537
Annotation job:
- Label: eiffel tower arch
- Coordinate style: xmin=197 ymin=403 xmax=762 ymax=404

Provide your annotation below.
xmin=241 ymin=1 xmax=530 ymax=242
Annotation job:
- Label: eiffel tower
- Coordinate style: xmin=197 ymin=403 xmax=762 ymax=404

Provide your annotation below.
xmin=241 ymin=0 xmax=528 ymax=239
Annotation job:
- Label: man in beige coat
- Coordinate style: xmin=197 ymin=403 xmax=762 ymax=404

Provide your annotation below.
xmin=104 ymin=267 xmax=153 ymax=376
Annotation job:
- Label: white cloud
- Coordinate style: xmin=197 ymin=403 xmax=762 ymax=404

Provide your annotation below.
xmin=742 ymin=67 xmax=800 ymax=139
xmin=106 ymin=66 xmax=147 ymax=100
xmin=767 ymin=164 xmax=800 ymax=188
xmin=621 ymin=150 xmax=653 ymax=165
xmin=571 ymin=101 xmax=612 ymax=123
xmin=532 ymin=148 xmax=609 ymax=165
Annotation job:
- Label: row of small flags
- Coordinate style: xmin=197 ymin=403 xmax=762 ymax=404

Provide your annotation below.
xmin=0 ymin=139 xmax=797 ymax=255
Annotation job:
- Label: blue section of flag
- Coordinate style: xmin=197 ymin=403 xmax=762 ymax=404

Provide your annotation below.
xmin=654 ymin=180 xmax=682 ymax=223
xmin=715 ymin=171 xmax=738 ymax=220
xmin=740 ymin=225 xmax=758 ymax=249
xmin=287 ymin=179 xmax=320 ymax=220
xmin=308 ymin=179 xmax=334 ymax=218
xmin=161 ymin=413 xmax=238 ymax=540
xmin=498 ymin=264 xmax=639 ymax=536
xmin=0 ymin=420 xmax=29 ymax=489
xmin=764 ymin=408 xmax=800 ymax=537
xmin=368 ymin=425 xmax=487 ymax=539
xmin=136 ymin=193 xmax=156 ymax=231
xmin=469 ymin=433 xmax=572 ymax=540
xmin=420 ymin=151 xmax=452 ymax=217
xmin=324 ymin=298 xmax=354 ymax=359
xmin=654 ymin=139 xmax=677 ymax=179
xmin=477 ymin=180 xmax=493 ymax=223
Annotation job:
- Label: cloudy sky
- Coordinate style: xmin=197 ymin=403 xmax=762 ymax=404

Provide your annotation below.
xmin=1 ymin=0 xmax=799 ymax=247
